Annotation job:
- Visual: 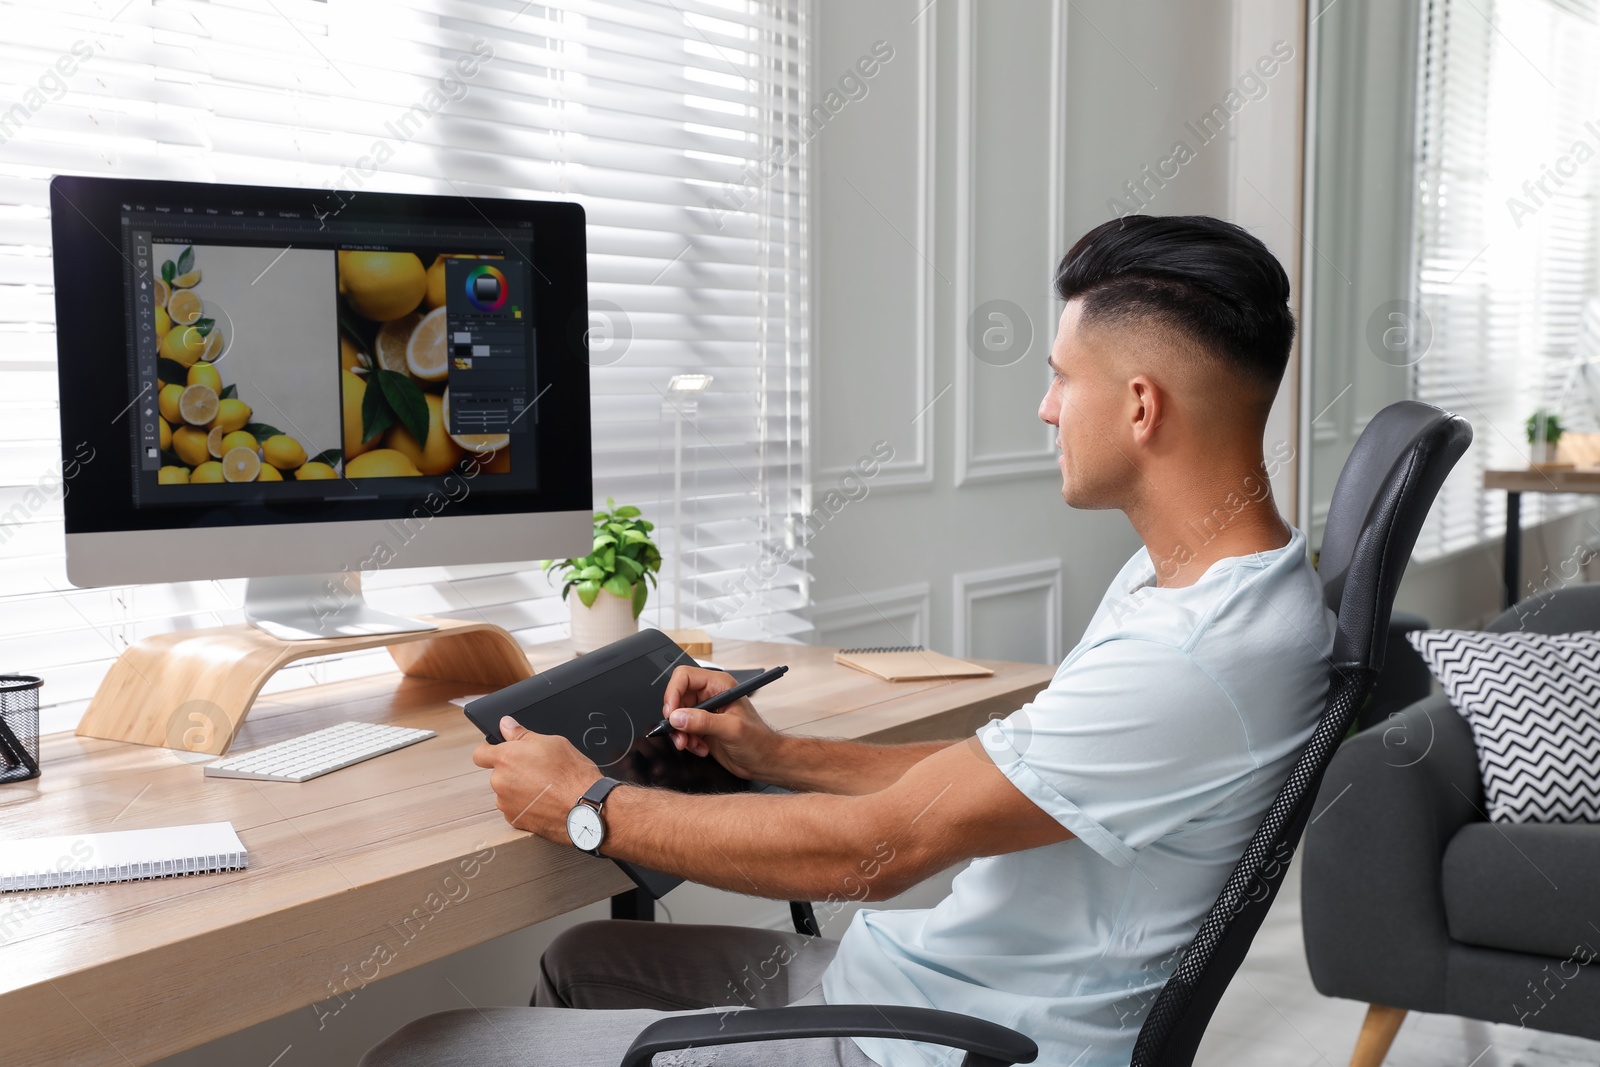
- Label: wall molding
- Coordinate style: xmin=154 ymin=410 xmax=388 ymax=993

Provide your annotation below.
xmin=952 ymin=0 xmax=1064 ymax=487
xmin=810 ymin=581 xmax=932 ymax=647
xmin=952 ymin=558 xmax=1062 ymax=662
xmin=816 ymin=3 xmax=937 ymax=490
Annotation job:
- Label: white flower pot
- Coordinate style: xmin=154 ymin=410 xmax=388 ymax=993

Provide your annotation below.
xmin=567 ymin=587 xmax=639 ymax=653
xmin=1530 ymin=440 xmax=1560 ymax=466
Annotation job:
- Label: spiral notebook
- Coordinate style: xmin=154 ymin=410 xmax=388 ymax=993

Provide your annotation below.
xmin=833 ymin=645 xmax=994 ymax=682
xmin=0 ymin=821 xmax=249 ymax=892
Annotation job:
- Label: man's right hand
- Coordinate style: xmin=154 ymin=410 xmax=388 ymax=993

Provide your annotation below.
xmin=660 ymin=665 xmax=784 ymax=782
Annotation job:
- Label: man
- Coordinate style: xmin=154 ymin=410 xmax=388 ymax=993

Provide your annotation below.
xmin=361 ymin=215 xmax=1337 ymax=1067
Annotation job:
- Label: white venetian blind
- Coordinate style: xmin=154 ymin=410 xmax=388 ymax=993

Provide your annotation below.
xmin=1413 ymin=0 xmax=1600 ymax=558
xmin=0 ymin=0 xmax=810 ymax=733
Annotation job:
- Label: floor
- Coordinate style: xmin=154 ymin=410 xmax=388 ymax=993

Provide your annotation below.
xmin=1195 ymin=862 xmax=1600 ymax=1067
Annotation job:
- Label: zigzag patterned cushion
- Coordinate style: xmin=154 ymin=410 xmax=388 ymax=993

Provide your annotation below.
xmin=1406 ymin=629 xmax=1600 ymax=822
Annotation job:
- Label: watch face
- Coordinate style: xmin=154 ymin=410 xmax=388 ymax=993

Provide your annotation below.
xmin=567 ymin=804 xmax=604 ymax=852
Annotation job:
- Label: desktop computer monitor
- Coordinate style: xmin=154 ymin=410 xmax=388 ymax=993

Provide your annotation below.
xmin=49 ymin=175 xmax=593 ymax=639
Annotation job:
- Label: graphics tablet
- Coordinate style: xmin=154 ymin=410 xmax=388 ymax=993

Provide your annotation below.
xmin=463 ymin=628 xmax=751 ymax=898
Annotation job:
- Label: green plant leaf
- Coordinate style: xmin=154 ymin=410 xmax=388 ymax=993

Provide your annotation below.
xmin=621 ymin=529 xmax=647 ymax=543
xmin=244 ymin=422 xmax=284 ymax=439
xmin=361 ymin=372 xmax=394 ymax=445
xmin=575 ymin=579 xmax=600 ymax=608
xmin=613 ymin=505 xmax=640 ymax=518
xmin=615 ymin=555 xmax=642 ymax=580
xmin=193 ymin=317 xmax=215 ymax=337
xmin=161 ymin=260 xmax=175 ymax=284
xmin=220 ymin=383 xmax=237 ymax=400
xmin=177 ymin=246 xmax=194 ymax=274
xmin=578 ymin=565 xmax=605 ymax=581
xmin=156 ymin=358 xmax=188 ymax=386
xmin=603 ymin=573 xmax=631 ymax=599
xmin=376 ymin=369 xmax=429 ymax=446
xmin=631 ymin=577 xmax=648 ymax=618
xmin=311 ymin=448 xmax=342 ymax=467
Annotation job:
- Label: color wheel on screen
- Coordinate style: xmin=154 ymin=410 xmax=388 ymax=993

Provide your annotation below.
xmin=465 ymin=264 xmax=508 ymax=312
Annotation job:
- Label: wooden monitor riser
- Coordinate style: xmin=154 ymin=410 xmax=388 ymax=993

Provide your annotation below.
xmin=75 ymin=617 xmax=533 ymax=755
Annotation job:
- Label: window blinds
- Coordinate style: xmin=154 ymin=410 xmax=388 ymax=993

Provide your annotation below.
xmin=1413 ymin=0 xmax=1600 ymax=559
xmin=0 ymin=0 xmax=810 ymax=733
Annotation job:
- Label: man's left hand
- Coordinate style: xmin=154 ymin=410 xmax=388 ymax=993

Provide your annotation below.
xmin=473 ymin=716 xmax=603 ymax=841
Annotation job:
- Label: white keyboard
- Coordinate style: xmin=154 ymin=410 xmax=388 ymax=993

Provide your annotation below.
xmin=203 ymin=721 xmax=435 ymax=783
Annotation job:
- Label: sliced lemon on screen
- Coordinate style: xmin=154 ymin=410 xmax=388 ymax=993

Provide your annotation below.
xmin=153 ymin=278 xmax=171 ymax=308
xmin=190 ymin=461 xmax=225 ymax=484
xmin=257 ymin=464 xmax=283 ymax=482
xmin=374 ymin=312 xmax=421 ymax=375
xmin=206 ymin=426 xmax=226 ymax=459
xmin=262 ymin=435 xmax=307 ymax=471
xmin=201 ymin=329 xmax=225 ymax=362
xmin=186 ymin=362 xmax=222 ymax=394
xmin=178 ymin=384 xmax=219 ymax=426
xmin=155 ymin=306 xmax=171 ymax=339
xmin=346 ymin=449 xmax=422 ymax=478
xmin=222 ymin=446 xmax=260 ymax=482
xmin=157 ymin=465 xmax=189 ymax=485
xmin=212 ymin=398 xmax=252 ymax=433
xmin=338 ymin=251 xmax=427 ymax=321
xmin=406 ymin=307 xmax=449 ymax=383
xmin=158 ymin=383 xmax=185 ymax=424
xmin=171 ymin=269 xmax=202 ymax=289
xmin=168 ymin=289 xmax=202 ymax=325
xmin=295 ymin=461 xmax=338 ymax=480
xmin=425 ymin=256 xmax=448 ymax=310
xmin=441 ymin=387 xmax=510 ymax=454
xmin=158 ymin=417 xmax=171 ymax=452
xmin=172 ymin=426 xmax=210 ymax=467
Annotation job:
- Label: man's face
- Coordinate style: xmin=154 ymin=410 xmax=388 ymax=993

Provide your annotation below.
xmin=1038 ymin=301 xmax=1134 ymax=509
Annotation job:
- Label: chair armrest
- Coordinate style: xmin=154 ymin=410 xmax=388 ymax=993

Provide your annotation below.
xmin=618 ymin=1004 xmax=1038 ymax=1067
xmin=1301 ymin=694 xmax=1482 ymax=1012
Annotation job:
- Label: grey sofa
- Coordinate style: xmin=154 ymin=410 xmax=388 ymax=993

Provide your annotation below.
xmin=1302 ymin=583 xmax=1600 ymax=1066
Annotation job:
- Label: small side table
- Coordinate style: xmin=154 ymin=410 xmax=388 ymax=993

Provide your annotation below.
xmin=1482 ymin=467 xmax=1600 ymax=608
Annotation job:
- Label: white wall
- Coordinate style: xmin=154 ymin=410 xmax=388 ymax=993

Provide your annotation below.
xmin=806 ymin=0 xmax=1309 ymax=663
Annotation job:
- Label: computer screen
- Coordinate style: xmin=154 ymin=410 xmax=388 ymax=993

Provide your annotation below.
xmin=51 ymin=176 xmax=592 ymax=591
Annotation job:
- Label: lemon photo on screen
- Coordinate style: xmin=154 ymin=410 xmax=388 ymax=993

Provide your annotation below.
xmin=334 ymin=249 xmax=512 ymax=478
xmin=151 ymin=243 xmax=336 ymax=485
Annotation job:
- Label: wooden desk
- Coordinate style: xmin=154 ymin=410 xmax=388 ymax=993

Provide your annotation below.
xmin=1483 ymin=467 xmax=1600 ymax=608
xmin=0 ymin=638 xmax=1053 ymax=1067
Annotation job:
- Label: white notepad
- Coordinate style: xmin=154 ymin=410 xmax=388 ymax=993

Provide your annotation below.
xmin=0 ymin=821 xmax=249 ymax=892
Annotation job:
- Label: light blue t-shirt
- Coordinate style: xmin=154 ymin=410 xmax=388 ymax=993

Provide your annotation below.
xmin=821 ymin=526 xmax=1336 ymax=1067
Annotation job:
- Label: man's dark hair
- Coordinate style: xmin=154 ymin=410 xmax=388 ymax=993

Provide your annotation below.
xmin=1053 ymin=215 xmax=1295 ymax=394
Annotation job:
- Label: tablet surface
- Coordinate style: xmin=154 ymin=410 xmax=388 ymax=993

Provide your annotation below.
xmin=462 ymin=628 xmax=751 ymax=897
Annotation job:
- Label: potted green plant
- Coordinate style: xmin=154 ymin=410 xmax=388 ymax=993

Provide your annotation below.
xmin=545 ymin=499 xmax=662 ymax=653
xmin=1526 ymin=409 xmax=1565 ymax=466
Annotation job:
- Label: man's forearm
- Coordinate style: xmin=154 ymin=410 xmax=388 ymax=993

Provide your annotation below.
xmin=601 ymin=784 xmax=911 ymax=902
xmin=763 ymin=734 xmax=955 ymax=795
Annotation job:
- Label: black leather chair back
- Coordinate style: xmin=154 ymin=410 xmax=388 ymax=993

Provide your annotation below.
xmin=1130 ymin=401 xmax=1472 ymax=1066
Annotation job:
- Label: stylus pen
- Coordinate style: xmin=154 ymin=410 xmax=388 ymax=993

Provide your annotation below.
xmin=646 ymin=664 xmax=789 ymax=738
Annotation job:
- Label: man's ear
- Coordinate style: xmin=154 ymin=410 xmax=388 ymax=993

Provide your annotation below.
xmin=1127 ymin=374 xmax=1163 ymax=444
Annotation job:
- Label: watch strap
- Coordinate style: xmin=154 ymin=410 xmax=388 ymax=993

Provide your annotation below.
xmin=581 ymin=776 xmax=622 ymax=807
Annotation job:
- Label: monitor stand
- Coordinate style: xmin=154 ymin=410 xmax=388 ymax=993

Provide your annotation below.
xmin=245 ymin=573 xmax=438 ymax=641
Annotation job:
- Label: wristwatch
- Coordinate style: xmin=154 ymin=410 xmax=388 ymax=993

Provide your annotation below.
xmin=566 ymin=776 xmax=622 ymax=855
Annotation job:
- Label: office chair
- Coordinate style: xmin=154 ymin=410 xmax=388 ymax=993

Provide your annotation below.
xmin=621 ymin=401 xmax=1472 ymax=1067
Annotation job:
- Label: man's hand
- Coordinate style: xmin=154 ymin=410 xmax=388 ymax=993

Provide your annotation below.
xmin=661 ymin=665 xmax=786 ymax=781
xmin=472 ymin=716 xmax=603 ymax=842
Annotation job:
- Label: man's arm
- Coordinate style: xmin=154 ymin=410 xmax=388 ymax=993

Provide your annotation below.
xmin=474 ymin=718 xmax=1073 ymax=902
xmin=660 ymin=665 xmax=953 ymax=794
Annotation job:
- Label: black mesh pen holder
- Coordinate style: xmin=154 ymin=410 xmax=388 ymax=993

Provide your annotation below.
xmin=0 ymin=675 xmax=42 ymax=784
